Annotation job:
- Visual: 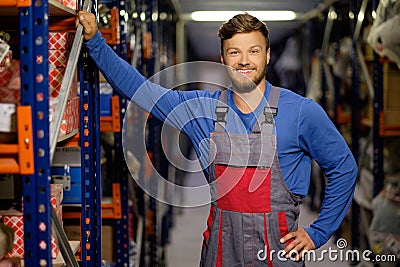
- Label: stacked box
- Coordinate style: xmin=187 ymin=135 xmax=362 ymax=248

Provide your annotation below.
xmin=48 ymin=31 xmax=75 ymax=99
xmin=383 ymin=63 xmax=400 ymax=125
xmin=0 ymin=210 xmax=60 ymax=259
xmin=0 ymin=58 xmax=20 ymax=104
xmin=48 ymin=32 xmax=74 ymax=50
xmin=59 ymin=96 xmax=79 ymax=136
xmin=51 ymin=184 xmax=64 ymax=224
xmin=0 ymin=185 xmax=63 ymax=259
xmin=63 ymin=0 xmax=77 ymax=10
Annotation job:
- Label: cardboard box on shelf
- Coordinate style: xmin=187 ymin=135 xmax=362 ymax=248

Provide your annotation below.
xmin=102 ymin=225 xmax=113 ymax=262
xmin=383 ymin=63 xmax=400 ymax=125
xmin=63 ymin=224 xmax=114 ymax=262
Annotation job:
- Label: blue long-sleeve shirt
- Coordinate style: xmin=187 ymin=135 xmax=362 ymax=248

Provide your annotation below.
xmin=85 ymin=32 xmax=358 ymax=248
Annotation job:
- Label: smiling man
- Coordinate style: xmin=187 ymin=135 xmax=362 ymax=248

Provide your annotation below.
xmin=77 ymin=11 xmax=357 ymax=267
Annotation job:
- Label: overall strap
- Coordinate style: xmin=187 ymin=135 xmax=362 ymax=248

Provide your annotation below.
xmin=215 ymin=90 xmax=229 ymax=132
xmin=252 ymin=86 xmax=281 ymax=133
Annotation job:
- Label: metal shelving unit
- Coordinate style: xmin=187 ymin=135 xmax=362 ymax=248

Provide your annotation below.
xmin=0 ymin=0 xmax=102 ymax=266
xmin=18 ymin=1 xmax=52 ymax=265
xmin=79 ymin=31 xmax=102 ymax=267
xmin=108 ymin=0 xmax=131 ymax=264
xmin=2 ymin=0 xmax=182 ymax=266
xmin=349 ymin=1 xmax=399 ymax=264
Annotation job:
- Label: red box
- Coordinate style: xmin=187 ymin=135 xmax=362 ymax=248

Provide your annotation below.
xmin=3 ymin=215 xmax=23 ymax=258
xmin=48 ymin=32 xmax=74 ymax=50
xmin=50 ymin=184 xmax=64 ymax=210
xmin=58 ymin=96 xmax=79 ymax=136
xmin=49 ymin=49 xmax=70 ymax=67
xmin=49 ymin=67 xmax=78 ymax=99
xmin=0 ymin=60 xmax=20 ymax=104
xmin=49 ymin=67 xmax=66 ymax=98
xmin=63 ymin=0 xmax=77 ymax=10
xmin=2 ymin=212 xmax=60 ymax=259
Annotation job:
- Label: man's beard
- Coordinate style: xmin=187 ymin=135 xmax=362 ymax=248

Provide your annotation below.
xmin=226 ymin=66 xmax=266 ymax=94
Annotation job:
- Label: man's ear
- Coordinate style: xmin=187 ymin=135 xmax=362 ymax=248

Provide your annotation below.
xmin=266 ymin=48 xmax=271 ymax=65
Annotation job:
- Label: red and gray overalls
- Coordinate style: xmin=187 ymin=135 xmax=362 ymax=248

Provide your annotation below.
xmin=201 ymin=87 xmax=304 ymax=267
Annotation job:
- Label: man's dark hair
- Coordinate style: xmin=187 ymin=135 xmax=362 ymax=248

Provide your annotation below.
xmin=218 ymin=13 xmax=270 ymax=53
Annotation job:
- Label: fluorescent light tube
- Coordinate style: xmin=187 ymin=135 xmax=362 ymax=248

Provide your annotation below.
xmin=191 ymin=11 xmax=296 ymax=22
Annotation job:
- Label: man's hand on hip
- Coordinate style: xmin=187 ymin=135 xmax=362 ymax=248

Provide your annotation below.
xmin=280 ymin=228 xmax=316 ymax=261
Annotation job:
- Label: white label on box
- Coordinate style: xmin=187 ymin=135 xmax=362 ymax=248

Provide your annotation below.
xmin=0 ymin=103 xmax=16 ymax=132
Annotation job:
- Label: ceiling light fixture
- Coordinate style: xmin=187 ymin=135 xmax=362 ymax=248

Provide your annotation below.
xmin=191 ymin=11 xmax=297 ymax=22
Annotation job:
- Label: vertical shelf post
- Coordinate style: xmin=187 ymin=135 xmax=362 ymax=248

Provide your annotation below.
xmin=79 ymin=0 xmax=101 ymax=263
xmin=79 ymin=48 xmax=102 ymax=267
xmin=113 ymin=0 xmax=131 ymax=265
xmin=20 ymin=0 xmax=52 ymax=265
xmin=145 ymin=1 xmax=159 ymax=266
xmin=350 ymin=0 xmax=361 ymax=253
xmin=372 ymin=0 xmax=384 ymax=198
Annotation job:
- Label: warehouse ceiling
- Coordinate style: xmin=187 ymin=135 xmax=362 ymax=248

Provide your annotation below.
xmin=173 ymin=0 xmax=336 ymax=60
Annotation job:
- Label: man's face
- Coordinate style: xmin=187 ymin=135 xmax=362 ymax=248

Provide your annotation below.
xmin=221 ymin=31 xmax=270 ymax=93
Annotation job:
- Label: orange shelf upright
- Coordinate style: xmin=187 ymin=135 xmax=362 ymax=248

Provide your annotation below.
xmin=379 ymin=111 xmax=400 ymax=136
xmin=0 ymin=106 xmax=34 ymax=175
xmin=63 ymin=183 xmax=122 ymax=219
xmin=99 ymin=8 xmax=120 ymax=45
xmin=100 ymin=95 xmax=121 ymax=132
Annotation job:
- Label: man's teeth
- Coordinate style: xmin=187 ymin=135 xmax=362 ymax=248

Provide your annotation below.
xmin=237 ymin=69 xmax=253 ymax=73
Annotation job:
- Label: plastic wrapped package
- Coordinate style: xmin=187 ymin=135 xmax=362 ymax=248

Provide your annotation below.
xmin=369 ymin=178 xmax=400 ymax=266
xmin=275 ymin=37 xmax=305 ymax=93
xmin=306 ymin=51 xmax=322 ymax=101
xmin=367 ymin=0 xmax=400 ymax=68
xmin=332 ymin=37 xmax=353 ymax=83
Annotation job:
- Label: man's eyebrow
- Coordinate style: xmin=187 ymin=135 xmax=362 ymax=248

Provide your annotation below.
xmin=249 ymin=45 xmax=262 ymax=49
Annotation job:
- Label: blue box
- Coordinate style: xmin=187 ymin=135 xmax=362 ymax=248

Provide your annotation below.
xmin=100 ymin=93 xmax=112 ymax=116
xmin=51 ymin=165 xmax=82 ymax=204
xmin=51 ymin=147 xmax=82 ymax=204
xmin=100 ymin=82 xmax=113 ymax=116
xmin=51 ymin=146 xmax=107 ymax=204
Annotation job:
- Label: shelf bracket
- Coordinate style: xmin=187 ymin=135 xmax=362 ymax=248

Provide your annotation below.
xmin=0 ymin=106 xmax=34 ymax=175
xmin=100 ymin=95 xmax=121 ymax=132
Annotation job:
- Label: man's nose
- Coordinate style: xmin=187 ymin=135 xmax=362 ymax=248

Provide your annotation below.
xmin=238 ymin=53 xmax=250 ymax=66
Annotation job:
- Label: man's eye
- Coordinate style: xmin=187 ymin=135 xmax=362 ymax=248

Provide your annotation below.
xmin=229 ymin=51 xmax=239 ymax=55
xmin=250 ymin=49 xmax=259 ymax=54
